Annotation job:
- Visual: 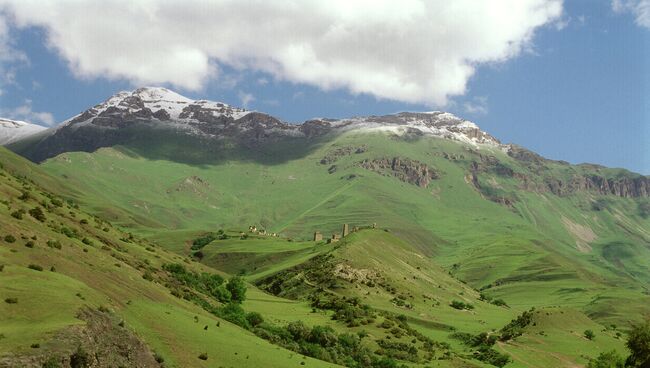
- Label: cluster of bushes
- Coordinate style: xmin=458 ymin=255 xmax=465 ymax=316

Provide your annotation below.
xmin=450 ymin=332 xmax=510 ymax=367
xmin=499 ymin=308 xmax=535 ymax=341
xmin=450 ymin=300 xmax=474 ymax=310
xmin=163 ymin=263 xmax=246 ymax=304
xmin=164 ymin=263 xmax=415 ymax=367
xmin=253 ymin=320 xmax=403 ymax=367
xmin=376 ymin=339 xmax=419 ymax=362
xmin=310 ymin=295 xmax=375 ymax=327
xmin=191 ymin=230 xmax=228 ymax=250
xmin=479 ymin=293 xmax=508 ymax=307
xmin=60 ymin=226 xmax=79 ymax=239
xmin=588 ymin=320 xmax=650 ymax=367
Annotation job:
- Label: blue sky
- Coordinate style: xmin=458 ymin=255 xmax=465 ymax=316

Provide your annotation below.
xmin=0 ymin=0 xmax=648 ymax=174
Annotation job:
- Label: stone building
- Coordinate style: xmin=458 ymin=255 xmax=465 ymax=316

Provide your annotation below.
xmin=313 ymin=231 xmax=323 ymax=241
xmin=342 ymin=223 xmax=349 ymax=237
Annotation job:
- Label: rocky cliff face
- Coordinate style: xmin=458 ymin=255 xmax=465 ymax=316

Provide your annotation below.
xmin=358 ymin=157 xmax=439 ymax=187
xmin=471 ymin=148 xmax=650 ymax=198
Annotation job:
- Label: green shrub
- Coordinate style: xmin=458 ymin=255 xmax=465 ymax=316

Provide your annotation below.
xmin=584 ymin=329 xmax=595 ymax=340
xmin=10 ymin=209 xmax=25 ymax=219
xmin=28 ymin=207 xmax=46 ymax=222
xmin=226 ymin=276 xmax=247 ymax=303
xmin=246 ymin=312 xmax=264 ymax=327
xmin=31 ymin=343 xmax=40 ymax=348
xmin=4 ymin=235 xmax=16 ymax=243
xmin=60 ymin=227 xmax=77 ymax=238
xmin=50 ymin=198 xmax=63 ymax=207
xmin=28 ymin=264 xmax=44 ymax=271
xmin=198 ymin=352 xmax=208 ymax=360
xmin=47 ymin=240 xmax=62 ymax=249
xmin=587 ymin=350 xmax=624 ymax=368
xmin=450 ymin=300 xmax=474 ymax=310
xmin=81 ymin=237 xmax=93 ymax=246
xmin=5 ymin=297 xmax=18 ymax=304
xmin=24 ymin=240 xmax=35 ymax=248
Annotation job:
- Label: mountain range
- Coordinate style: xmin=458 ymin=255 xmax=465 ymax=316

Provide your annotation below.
xmin=1 ymin=87 xmax=648 ymax=368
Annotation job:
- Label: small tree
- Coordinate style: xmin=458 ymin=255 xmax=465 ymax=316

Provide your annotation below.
xmin=626 ymin=320 xmax=650 ymax=367
xmin=226 ymin=276 xmax=247 ymax=303
xmin=246 ymin=312 xmax=264 ymax=327
xmin=587 ymin=350 xmax=624 ymax=368
xmin=584 ymin=329 xmax=595 ymax=340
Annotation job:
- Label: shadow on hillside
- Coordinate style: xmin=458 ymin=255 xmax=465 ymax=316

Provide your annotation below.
xmin=10 ymin=123 xmax=338 ymax=167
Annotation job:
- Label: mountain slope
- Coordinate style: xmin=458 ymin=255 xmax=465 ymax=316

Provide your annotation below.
xmin=0 ymin=118 xmax=46 ymax=145
xmin=0 ymin=146 xmax=342 ymax=368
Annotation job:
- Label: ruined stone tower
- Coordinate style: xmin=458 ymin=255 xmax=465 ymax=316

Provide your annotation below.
xmin=313 ymin=231 xmax=323 ymax=242
xmin=342 ymin=224 xmax=349 ymax=237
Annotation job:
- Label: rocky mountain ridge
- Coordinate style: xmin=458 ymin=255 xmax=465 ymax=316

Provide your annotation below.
xmin=13 ymin=87 xmax=503 ymax=162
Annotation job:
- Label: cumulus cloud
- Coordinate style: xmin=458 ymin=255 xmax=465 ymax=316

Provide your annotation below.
xmin=612 ymin=0 xmax=650 ymax=28
xmin=0 ymin=0 xmax=563 ymax=106
xmin=1 ymin=99 xmax=55 ymax=126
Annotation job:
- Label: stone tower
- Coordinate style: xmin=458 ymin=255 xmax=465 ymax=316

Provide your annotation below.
xmin=342 ymin=224 xmax=349 ymax=237
xmin=313 ymin=231 xmax=323 ymax=242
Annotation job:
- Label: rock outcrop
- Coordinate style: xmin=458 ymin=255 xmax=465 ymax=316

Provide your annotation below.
xmin=358 ymin=157 xmax=439 ymax=187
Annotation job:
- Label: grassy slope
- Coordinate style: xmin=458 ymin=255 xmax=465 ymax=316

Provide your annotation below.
xmin=29 ymin=129 xmax=650 ymax=366
xmin=0 ymin=147 xmax=339 ymax=368
xmin=234 ymin=228 xmax=627 ymax=367
xmin=39 ymin=131 xmax=650 ymax=327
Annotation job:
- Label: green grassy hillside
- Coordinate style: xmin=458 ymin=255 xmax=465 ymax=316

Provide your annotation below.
xmin=39 ymin=131 xmax=650 ymax=328
xmin=5 ymin=125 xmax=649 ymax=367
xmin=0 ymin=147 xmax=342 ymax=368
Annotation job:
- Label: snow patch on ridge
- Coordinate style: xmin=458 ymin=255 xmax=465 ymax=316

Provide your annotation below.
xmin=0 ymin=117 xmax=46 ymax=145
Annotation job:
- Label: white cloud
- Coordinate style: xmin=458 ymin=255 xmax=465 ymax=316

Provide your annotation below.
xmin=463 ymin=96 xmax=489 ymax=115
xmin=0 ymin=0 xmax=563 ymax=106
xmin=238 ymin=91 xmax=255 ymax=108
xmin=1 ymin=99 xmax=55 ymax=126
xmin=613 ymin=0 xmax=650 ymax=28
xmin=0 ymin=13 xmax=28 ymax=91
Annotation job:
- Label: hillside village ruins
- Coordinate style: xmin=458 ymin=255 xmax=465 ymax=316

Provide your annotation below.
xmin=245 ymin=223 xmax=377 ymax=243
xmin=315 ymin=223 xmax=377 ymax=243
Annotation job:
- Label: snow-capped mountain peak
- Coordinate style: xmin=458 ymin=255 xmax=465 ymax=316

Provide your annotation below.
xmin=62 ymin=87 xmax=251 ymax=129
xmin=0 ymin=117 xmax=46 ymax=145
